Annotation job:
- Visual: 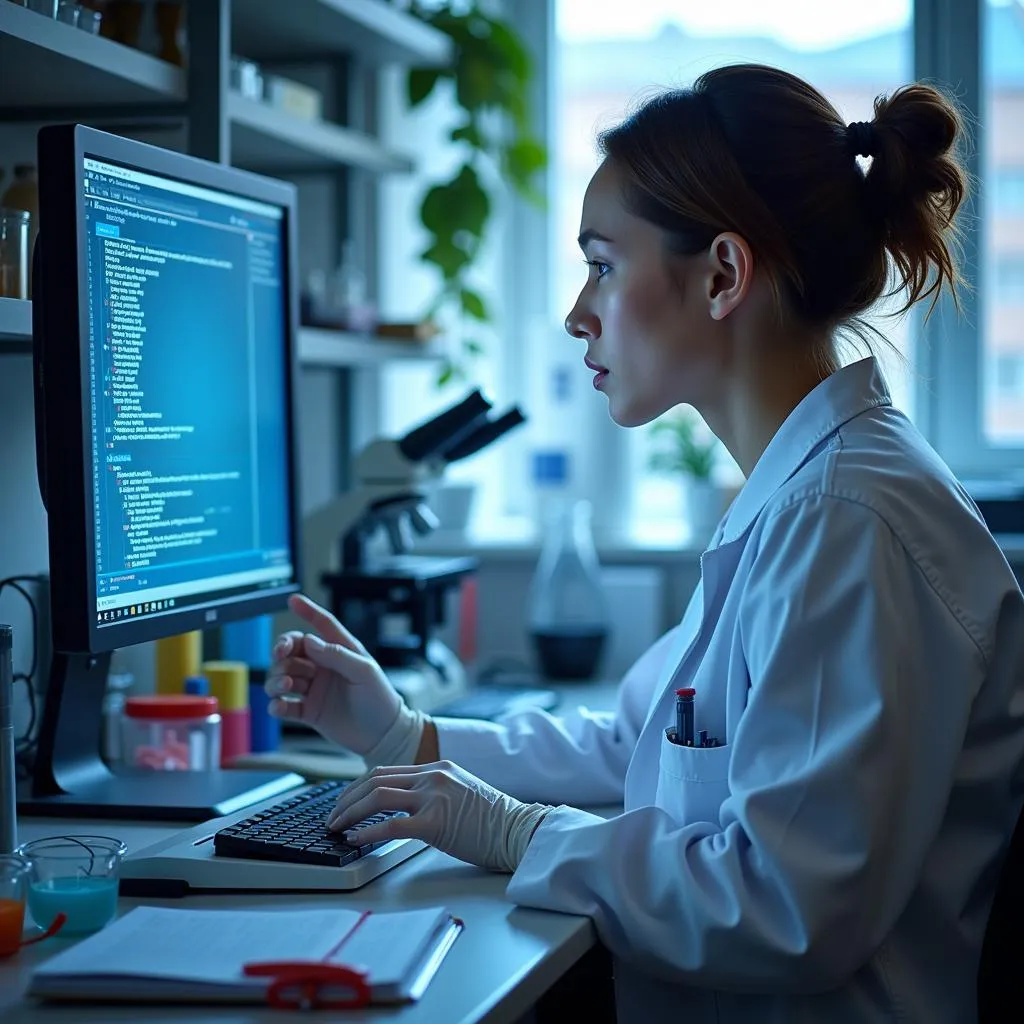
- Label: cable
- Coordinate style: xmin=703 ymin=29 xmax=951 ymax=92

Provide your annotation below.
xmin=0 ymin=577 xmax=39 ymax=680
xmin=0 ymin=575 xmax=45 ymax=780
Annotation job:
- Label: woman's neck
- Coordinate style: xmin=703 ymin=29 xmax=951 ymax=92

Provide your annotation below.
xmin=702 ymin=333 xmax=835 ymax=479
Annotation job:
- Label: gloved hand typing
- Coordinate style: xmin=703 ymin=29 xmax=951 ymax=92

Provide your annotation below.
xmin=326 ymin=761 xmax=554 ymax=873
xmin=265 ymin=594 xmax=426 ymax=768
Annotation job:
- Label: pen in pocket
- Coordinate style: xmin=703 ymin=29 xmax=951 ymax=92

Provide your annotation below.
xmin=674 ymin=688 xmax=695 ymax=747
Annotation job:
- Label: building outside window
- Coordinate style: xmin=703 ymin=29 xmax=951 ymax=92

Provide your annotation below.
xmin=983 ymin=1 xmax=1024 ymax=442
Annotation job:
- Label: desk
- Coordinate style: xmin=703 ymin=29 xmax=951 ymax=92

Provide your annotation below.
xmin=2 ymin=681 xmax=620 ymax=1023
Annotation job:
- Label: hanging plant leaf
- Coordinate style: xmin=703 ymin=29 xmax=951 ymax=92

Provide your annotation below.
xmin=437 ymin=359 xmax=457 ymax=388
xmin=408 ymin=67 xmax=443 ymax=107
xmin=406 ymin=2 xmax=548 ymax=388
xmin=420 ymin=239 xmax=471 ymax=282
xmin=487 ymin=18 xmax=532 ymax=83
xmin=456 ymin=50 xmax=501 ymax=111
xmin=504 ymin=138 xmax=547 ymax=191
xmin=460 ymin=287 xmax=488 ymax=321
xmin=447 ymin=164 xmax=490 ymax=239
xmin=451 ymin=120 xmax=485 ymax=148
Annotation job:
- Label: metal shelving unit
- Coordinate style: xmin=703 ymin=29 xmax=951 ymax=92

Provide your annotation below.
xmin=0 ymin=3 xmax=186 ymax=109
xmin=228 ymin=92 xmax=413 ymax=174
xmin=298 ymin=326 xmax=443 ymax=367
xmin=231 ymin=0 xmax=453 ymax=66
xmin=0 ymin=0 xmax=450 ymax=368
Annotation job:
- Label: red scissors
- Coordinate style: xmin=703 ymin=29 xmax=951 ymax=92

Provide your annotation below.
xmin=243 ymin=960 xmax=371 ymax=1011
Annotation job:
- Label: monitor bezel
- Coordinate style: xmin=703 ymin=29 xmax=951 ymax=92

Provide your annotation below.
xmin=37 ymin=124 xmax=302 ymax=654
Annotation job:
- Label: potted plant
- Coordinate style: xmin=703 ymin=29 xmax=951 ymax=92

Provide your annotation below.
xmin=648 ymin=409 xmax=726 ymax=542
xmin=406 ymin=1 xmax=547 ymax=388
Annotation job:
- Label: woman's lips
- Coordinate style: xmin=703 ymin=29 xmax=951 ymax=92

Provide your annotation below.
xmin=584 ymin=357 xmax=608 ymax=389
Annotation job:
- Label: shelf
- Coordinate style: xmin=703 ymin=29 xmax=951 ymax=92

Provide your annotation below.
xmin=231 ymin=0 xmax=453 ymax=66
xmin=0 ymin=298 xmax=31 ymax=353
xmin=298 ymin=327 xmax=444 ymax=367
xmin=0 ymin=3 xmax=186 ymax=108
xmin=228 ymin=92 xmax=413 ymax=173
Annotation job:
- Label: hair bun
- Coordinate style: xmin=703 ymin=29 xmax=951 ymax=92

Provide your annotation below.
xmin=865 ymin=83 xmax=967 ymax=314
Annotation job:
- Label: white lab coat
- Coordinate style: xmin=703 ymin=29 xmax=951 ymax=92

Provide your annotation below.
xmin=436 ymin=358 xmax=1024 ymax=1023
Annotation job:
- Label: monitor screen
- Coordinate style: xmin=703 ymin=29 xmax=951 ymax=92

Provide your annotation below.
xmin=23 ymin=125 xmax=304 ymax=818
xmin=81 ymin=156 xmax=295 ymax=631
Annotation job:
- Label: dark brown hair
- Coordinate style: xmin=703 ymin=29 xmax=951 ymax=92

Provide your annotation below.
xmin=598 ymin=63 xmax=968 ymax=333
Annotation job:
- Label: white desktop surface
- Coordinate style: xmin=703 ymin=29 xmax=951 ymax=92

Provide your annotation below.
xmin=2 ymin=680 xmax=621 ymax=1024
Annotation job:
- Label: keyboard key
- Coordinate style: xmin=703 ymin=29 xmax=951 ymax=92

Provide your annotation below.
xmin=213 ymin=780 xmax=407 ymax=869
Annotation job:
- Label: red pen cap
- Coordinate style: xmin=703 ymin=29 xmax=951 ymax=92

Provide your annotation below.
xmin=675 ymin=688 xmax=696 ymax=698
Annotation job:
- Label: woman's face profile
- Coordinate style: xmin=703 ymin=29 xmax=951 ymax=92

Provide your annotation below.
xmin=565 ymin=159 xmax=714 ymax=428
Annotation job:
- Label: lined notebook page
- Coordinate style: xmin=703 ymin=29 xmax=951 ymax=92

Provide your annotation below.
xmin=35 ymin=906 xmax=396 ymax=985
xmin=339 ymin=907 xmax=450 ymax=988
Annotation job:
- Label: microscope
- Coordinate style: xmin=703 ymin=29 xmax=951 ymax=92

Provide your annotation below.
xmin=302 ymin=390 xmax=526 ymax=713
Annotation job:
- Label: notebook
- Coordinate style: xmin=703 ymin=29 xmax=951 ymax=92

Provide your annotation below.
xmin=28 ymin=904 xmax=462 ymax=1010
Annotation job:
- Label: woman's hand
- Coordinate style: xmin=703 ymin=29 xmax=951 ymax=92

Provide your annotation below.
xmin=325 ymin=761 xmax=553 ymax=873
xmin=264 ymin=594 xmax=405 ymax=757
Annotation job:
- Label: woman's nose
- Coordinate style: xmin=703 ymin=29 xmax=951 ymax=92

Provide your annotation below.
xmin=565 ymin=304 xmax=595 ymax=340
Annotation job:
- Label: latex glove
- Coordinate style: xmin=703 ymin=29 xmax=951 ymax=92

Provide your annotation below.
xmin=325 ymin=761 xmax=554 ymax=873
xmin=265 ymin=594 xmax=426 ymax=766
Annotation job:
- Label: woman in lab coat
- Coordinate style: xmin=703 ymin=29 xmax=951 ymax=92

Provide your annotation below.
xmin=267 ymin=64 xmax=1024 ymax=1023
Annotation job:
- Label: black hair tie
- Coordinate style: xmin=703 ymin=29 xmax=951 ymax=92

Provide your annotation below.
xmin=847 ymin=121 xmax=878 ymax=158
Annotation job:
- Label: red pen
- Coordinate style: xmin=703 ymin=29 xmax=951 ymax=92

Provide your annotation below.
xmin=675 ymin=688 xmax=695 ymax=746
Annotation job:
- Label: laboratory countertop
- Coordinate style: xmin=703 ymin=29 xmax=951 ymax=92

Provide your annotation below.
xmin=2 ymin=680 xmax=622 ymax=1024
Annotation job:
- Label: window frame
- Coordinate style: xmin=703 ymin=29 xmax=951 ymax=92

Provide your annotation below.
xmin=507 ymin=0 xmax=1024 ymax=533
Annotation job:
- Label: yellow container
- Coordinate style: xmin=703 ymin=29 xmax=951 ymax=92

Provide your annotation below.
xmin=155 ymin=631 xmax=202 ymax=695
xmin=201 ymin=660 xmax=249 ymax=712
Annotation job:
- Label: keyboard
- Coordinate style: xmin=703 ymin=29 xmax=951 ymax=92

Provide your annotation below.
xmin=433 ymin=684 xmax=560 ymax=721
xmin=120 ymin=781 xmax=426 ymax=895
xmin=213 ymin=780 xmax=405 ymax=868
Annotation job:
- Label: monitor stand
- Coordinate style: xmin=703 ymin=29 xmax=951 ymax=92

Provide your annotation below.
xmin=17 ymin=652 xmax=304 ymax=822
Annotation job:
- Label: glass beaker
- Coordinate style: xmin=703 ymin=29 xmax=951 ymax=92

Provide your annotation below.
xmin=527 ymin=499 xmax=610 ymax=680
xmin=17 ymin=835 xmax=126 ymax=934
xmin=0 ymin=854 xmax=30 ymax=957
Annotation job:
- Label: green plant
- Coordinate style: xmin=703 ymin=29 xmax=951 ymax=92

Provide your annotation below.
xmin=647 ymin=409 xmax=718 ymax=481
xmin=407 ymin=1 xmax=547 ymax=387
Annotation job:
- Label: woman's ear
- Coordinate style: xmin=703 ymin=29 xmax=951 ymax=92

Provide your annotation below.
xmin=705 ymin=232 xmax=754 ymax=321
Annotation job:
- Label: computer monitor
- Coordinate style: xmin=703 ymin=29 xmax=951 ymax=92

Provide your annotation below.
xmin=20 ymin=125 xmax=305 ymax=820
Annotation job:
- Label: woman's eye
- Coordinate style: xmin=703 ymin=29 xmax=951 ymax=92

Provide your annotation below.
xmin=584 ymin=259 xmax=610 ymax=279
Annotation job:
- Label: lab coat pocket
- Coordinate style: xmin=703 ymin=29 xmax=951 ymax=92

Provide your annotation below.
xmin=655 ymin=731 xmax=732 ymax=826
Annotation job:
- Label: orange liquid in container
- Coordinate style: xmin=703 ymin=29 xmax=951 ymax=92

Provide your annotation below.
xmin=0 ymin=897 xmax=25 ymax=957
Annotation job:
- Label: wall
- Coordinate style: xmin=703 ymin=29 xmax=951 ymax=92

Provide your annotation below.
xmin=0 ymin=355 xmax=49 ymax=737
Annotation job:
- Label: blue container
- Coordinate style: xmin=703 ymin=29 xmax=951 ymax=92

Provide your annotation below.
xmin=183 ymin=675 xmax=209 ymax=696
xmin=249 ymin=670 xmax=280 ymax=753
xmin=221 ymin=615 xmax=273 ymax=670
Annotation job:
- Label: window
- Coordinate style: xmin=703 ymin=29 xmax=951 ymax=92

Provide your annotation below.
xmin=552 ymin=0 xmax=913 ymax=542
xmin=372 ymin=1 xmax=1024 ymax=544
xmin=993 ymin=353 xmax=1024 ymax=400
xmin=994 ymin=170 xmax=1024 ymax=213
xmin=995 ymin=259 xmax=1024 ymax=304
xmin=983 ymin=1 xmax=1024 ymax=444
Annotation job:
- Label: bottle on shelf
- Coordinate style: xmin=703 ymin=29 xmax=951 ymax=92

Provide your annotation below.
xmin=526 ymin=451 xmax=610 ymax=681
xmin=1 ymin=166 xmax=38 ymax=297
xmin=328 ymin=240 xmax=377 ymax=334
